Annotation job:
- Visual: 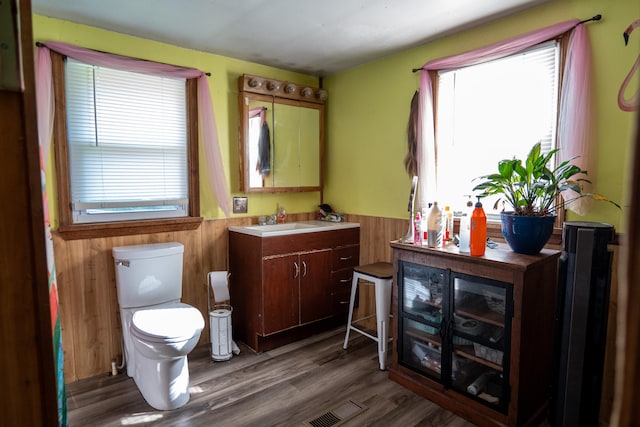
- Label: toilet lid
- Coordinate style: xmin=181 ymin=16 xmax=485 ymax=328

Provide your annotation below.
xmin=132 ymin=303 xmax=204 ymax=342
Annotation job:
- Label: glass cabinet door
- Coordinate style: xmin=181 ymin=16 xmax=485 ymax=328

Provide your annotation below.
xmin=450 ymin=274 xmax=511 ymax=412
xmin=398 ymin=262 xmax=447 ymax=380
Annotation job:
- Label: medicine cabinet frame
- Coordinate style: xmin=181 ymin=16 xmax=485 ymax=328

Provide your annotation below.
xmin=238 ymin=74 xmax=326 ymax=193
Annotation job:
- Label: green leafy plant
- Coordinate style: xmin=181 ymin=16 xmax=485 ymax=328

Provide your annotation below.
xmin=472 ymin=142 xmax=620 ymax=216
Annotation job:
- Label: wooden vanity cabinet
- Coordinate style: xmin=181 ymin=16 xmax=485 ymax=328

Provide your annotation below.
xmin=229 ymin=227 xmax=359 ymax=352
xmin=262 ymin=249 xmax=332 ymax=333
xmin=389 ymin=241 xmax=560 ymax=427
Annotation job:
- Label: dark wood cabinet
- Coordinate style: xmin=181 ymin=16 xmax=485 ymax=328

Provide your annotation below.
xmin=261 ymin=254 xmax=300 ymax=334
xmin=299 ymin=250 xmax=333 ymax=323
xmin=329 ymin=244 xmax=360 ymax=317
xmin=389 ymin=241 xmax=560 ymax=427
xmin=229 ymin=226 xmax=359 ymax=352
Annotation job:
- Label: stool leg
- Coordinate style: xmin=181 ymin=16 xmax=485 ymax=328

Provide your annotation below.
xmin=343 ymin=273 xmax=359 ymax=350
xmin=375 ymin=278 xmax=393 ymax=370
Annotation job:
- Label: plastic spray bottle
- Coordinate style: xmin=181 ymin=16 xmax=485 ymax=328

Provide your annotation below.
xmin=470 ymin=196 xmax=487 ymax=257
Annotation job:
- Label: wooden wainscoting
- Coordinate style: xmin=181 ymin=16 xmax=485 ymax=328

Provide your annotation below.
xmin=53 ymin=211 xmax=618 ymax=426
xmin=53 ymin=216 xmax=248 ymax=382
xmin=53 ymin=213 xmax=406 ymax=382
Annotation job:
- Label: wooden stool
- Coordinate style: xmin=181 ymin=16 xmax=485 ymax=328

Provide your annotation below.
xmin=343 ymin=262 xmax=394 ymax=370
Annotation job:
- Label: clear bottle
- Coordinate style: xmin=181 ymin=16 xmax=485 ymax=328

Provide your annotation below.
xmin=470 ymin=197 xmax=487 ymax=257
xmin=444 ymin=205 xmax=454 ymax=242
xmin=458 ymin=197 xmax=473 ymax=253
xmin=421 ymin=207 xmax=429 ymax=245
xmin=414 ymin=211 xmax=422 ymax=245
xmin=427 ymin=201 xmax=443 ymax=248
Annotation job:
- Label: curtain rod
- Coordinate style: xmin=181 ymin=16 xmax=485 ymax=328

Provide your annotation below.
xmin=35 ymin=41 xmax=212 ymax=76
xmin=411 ymin=14 xmax=603 ymax=73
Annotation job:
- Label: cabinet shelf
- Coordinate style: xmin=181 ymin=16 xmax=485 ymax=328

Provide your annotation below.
xmin=454 ymin=346 xmax=504 ymax=372
xmin=390 ymin=241 xmax=560 ymax=427
xmin=406 ymin=325 xmax=442 ymax=347
xmin=456 ymin=297 xmax=505 ymax=328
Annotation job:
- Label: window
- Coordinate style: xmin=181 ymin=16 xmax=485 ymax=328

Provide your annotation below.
xmin=65 ymin=59 xmax=189 ymax=223
xmin=52 ymin=53 xmax=201 ymax=236
xmin=434 ymin=41 xmax=560 ymax=218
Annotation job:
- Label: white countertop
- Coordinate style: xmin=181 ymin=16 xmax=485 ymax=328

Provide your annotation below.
xmin=228 ymin=220 xmax=360 ymax=237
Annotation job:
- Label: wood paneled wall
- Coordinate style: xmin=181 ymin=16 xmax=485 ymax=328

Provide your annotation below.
xmin=53 ymin=213 xmax=406 ymax=382
xmin=52 ymin=213 xmax=619 ymax=425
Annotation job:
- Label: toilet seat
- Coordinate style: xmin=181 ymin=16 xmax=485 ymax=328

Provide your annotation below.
xmin=132 ymin=303 xmax=204 ymax=343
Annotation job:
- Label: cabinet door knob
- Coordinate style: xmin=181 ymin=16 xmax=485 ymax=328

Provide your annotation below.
xmin=339 ymin=256 xmax=352 ymax=261
xmin=293 ymin=261 xmax=299 ymax=278
xmin=302 ymin=261 xmax=307 ymax=277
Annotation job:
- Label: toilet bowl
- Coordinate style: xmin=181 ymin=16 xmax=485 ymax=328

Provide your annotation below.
xmin=112 ymin=242 xmax=204 ymax=411
xmin=129 ymin=302 xmax=204 ymax=410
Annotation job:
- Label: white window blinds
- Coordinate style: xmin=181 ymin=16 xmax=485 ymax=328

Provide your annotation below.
xmin=435 ymin=41 xmax=559 ymax=216
xmin=65 ymin=59 xmax=188 ymax=223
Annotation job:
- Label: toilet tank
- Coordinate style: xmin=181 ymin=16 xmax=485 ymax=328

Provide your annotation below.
xmin=112 ymin=242 xmax=185 ymax=309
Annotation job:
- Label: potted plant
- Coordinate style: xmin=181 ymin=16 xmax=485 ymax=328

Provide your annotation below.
xmin=472 ymin=142 xmax=619 ymax=254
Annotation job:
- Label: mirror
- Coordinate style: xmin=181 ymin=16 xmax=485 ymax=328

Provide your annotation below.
xmin=238 ymin=74 xmax=326 ymax=193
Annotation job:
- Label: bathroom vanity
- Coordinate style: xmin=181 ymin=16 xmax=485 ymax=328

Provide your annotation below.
xmin=228 ymin=221 xmax=360 ymax=352
xmin=389 ymin=240 xmax=560 ymax=427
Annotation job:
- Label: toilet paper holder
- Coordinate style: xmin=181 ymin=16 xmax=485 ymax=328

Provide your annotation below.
xmin=207 ymin=271 xmax=240 ymax=360
xmin=207 ymin=271 xmax=231 ymax=306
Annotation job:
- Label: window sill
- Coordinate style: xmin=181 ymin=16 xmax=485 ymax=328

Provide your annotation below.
xmin=56 ymin=216 xmax=203 ymax=240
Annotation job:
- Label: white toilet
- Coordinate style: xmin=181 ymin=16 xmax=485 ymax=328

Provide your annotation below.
xmin=112 ymin=242 xmax=204 ymax=410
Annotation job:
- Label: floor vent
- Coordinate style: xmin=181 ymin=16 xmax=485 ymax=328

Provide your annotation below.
xmin=305 ymin=400 xmax=367 ymax=427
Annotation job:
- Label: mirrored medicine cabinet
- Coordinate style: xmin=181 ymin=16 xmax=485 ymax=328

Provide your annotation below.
xmin=238 ymin=74 xmax=326 ymax=193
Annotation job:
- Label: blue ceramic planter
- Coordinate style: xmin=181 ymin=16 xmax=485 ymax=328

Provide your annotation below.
xmin=500 ymin=212 xmax=556 ymax=255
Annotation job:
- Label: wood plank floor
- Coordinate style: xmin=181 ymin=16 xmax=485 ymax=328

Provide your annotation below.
xmin=65 ymin=328 xmax=480 ymax=426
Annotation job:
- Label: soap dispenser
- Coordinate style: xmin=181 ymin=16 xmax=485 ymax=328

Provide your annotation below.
xmin=277 ymin=205 xmax=287 ymax=223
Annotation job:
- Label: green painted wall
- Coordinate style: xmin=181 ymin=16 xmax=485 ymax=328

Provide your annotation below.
xmin=323 ymin=0 xmax=640 ymax=232
xmin=35 ymin=0 xmax=640 ymax=232
xmin=33 ymin=15 xmax=322 ymax=227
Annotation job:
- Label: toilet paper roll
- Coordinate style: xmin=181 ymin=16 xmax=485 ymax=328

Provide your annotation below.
xmin=208 ymin=271 xmax=230 ymax=303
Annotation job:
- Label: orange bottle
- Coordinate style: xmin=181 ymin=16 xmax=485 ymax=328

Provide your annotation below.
xmin=470 ymin=197 xmax=487 ymax=257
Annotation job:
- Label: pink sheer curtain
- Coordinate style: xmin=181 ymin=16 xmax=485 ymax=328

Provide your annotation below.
xmin=35 ymin=41 xmax=231 ymax=217
xmin=35 ymin=48 xmax=54 ymax=168
xmin=418 ymin=19 xmax=594 ymax=214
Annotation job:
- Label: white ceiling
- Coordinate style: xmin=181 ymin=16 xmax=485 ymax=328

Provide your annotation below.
xmin=31 ymin=0 xmax=551 ymax=76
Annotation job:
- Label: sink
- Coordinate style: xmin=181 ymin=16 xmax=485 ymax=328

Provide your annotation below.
xmin=228 ymin=220 xmax=360 ymax=237
xmin=243 ymin=223 xmax=317 ymax=232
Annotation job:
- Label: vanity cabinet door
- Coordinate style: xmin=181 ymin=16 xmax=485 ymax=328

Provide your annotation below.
xmin=299 ymin=250 xmax=332 ymax=324
xmin=262 ymin=254 xmax=300 ymax=334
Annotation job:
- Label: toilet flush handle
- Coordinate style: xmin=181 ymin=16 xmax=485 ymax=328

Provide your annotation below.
xmin=115 ymin=260 xmax=130 ymax=267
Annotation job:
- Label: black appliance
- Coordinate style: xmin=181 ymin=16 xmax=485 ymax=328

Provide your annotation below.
xmin=551 ymin=221 xmax=615 ymax=427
